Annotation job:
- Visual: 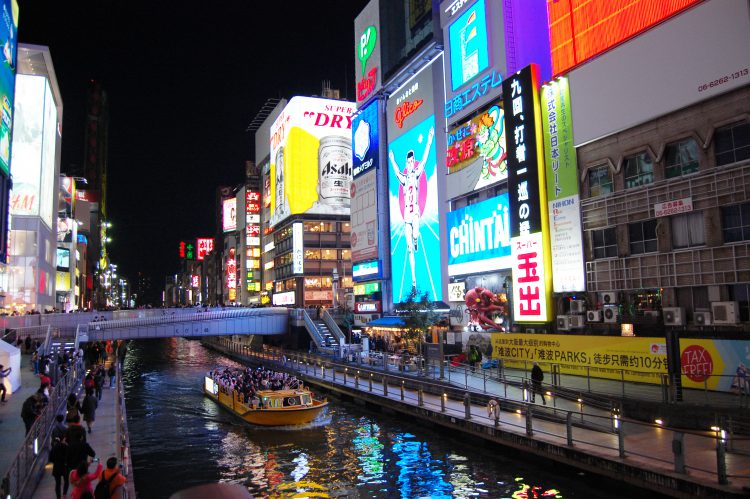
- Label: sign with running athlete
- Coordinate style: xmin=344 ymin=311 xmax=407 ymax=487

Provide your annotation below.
xmin=386 ymin=56 xmax=444 ymax=304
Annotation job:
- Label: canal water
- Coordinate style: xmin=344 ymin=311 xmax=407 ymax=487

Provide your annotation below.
xmin=123 ymin=338 xmax=648 ymax=498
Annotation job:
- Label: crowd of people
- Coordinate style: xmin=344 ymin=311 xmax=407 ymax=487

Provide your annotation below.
xmin=209 ymin=366 xmax=300 ymax=407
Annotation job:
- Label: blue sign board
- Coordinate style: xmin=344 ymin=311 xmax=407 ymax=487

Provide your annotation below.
xmin=446 ymin=193 xmax=511 ymax=276
xmin=352 ymin=99 xmax=380 ymax=178
xmin=449 ymin=0 xmax=489 ymax=91
xmin=353 ymin=259 xmax=381 ymax=282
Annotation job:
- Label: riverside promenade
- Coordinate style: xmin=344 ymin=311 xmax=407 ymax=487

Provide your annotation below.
xmin=204 ymin=337 xmax=750 ymax=499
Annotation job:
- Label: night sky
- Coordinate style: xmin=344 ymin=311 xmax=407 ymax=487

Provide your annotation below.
xmin=19 ymin=1 xmax=369 ymax=299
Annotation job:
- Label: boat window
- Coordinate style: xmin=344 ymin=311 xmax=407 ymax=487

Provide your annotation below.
xmin=302 ymin=395 xmax=311 ymax=405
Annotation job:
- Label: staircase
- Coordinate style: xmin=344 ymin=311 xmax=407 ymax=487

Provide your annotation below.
xmin=314 ymin=319 xmax=337 ymax=347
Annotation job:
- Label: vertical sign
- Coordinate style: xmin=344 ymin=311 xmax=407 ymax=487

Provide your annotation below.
xmin=292 ymin=222 xmax=304 ymax=274
xmin=502 ymin=64 xmax=552 ymax=323
xmin=0 ymin=0 xmax=18 ymax=177
xmin=354 ymin=0 xmax=381 ymax=105
xmin=351 ymin=99 xmax=380 ymax=263
xmin=542 ymin=77 xmax=585 ymax=292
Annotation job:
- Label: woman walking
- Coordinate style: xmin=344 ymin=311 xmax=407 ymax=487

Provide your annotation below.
xmin=69 ymin=459 xmax=102 ymax=499
xmin=81 ymin=388 xmax=98 ymax=434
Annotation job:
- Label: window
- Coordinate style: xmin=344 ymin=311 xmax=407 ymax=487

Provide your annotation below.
xmin=722 ymin=203 xmax=750 ymax=242
xmin=676 ymin=286 xmax=709 ymax=323
xmin=730 ymin=284 xmax=750 ymax=322
xmin=715 ymin=121 xmax=750 ymax=166
xmin=624 ymin=152 xmax=654 ymax=189
xmin=592 ymin=228 xmax=617 ymax=259
xmin=467 ymin=193 xmax=480 ymax=205
xmin=628 ymin=219 xmax=657 ymax=254
xmin=672 ymin=212 xmax=705 ymax=248
xmin=665 ymin=139 xmax=699 ymax=178
xmin=588 ymin=165 xmax=612 ymax=197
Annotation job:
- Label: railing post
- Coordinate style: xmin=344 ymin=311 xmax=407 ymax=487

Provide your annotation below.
xmin=400 ymin=381 xmax=405 ymax=401
xmin=383 ymin=377 xmax=388 ymax=396
xmin=587 ymin=366 xmax=591 ymax=392
xmin=355 ymin=371 xmax=359 ymax=389
xmin=483 ymin=370 xmax=487 ymax=393
xmin=672 ymin=432 xmax=685 ymax=474
xmin=621 ymin=369 xmax=625 ymax=398
xmin=464 ymin=392 xmax=471 ymax=420
xmin=369 ymin=373 xmax=373 ymax=392
xmin=566 ymin=412 xmax=573 ymax=446
xmin=716 ymin=426 xmax=728 ymax=485
xmin=618 ymin=423 xmax=626 ymax=458
xmin=526 ymin=405 xmax=533 ymax=436
xmin=418 ymin=386 xmax=424 ymax=407
xmin=441 ymin=393 xmax=446 ymax=412
xmin=344 ymin=368 xmax=348 ymax=385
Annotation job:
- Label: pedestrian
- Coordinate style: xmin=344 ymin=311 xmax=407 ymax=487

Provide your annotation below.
xmin=49 ymin=436 xmax=69 ymax=499
xmin=94 ymin=367 xmax=104 ymax=401
xmin=0 ymin=364 xmax=11 ymax=402
xmin=21 ymin=394 xmax=39 ymax=434
xmin=530 ymin=361 xmax=546 ymax=405
xmin=66 ymin=393 xmax=83 ymax=424
xmin=81 ymin=388 xmax=98 ymax=434
xmin=97 ymin=457 xmax=127 ymax=499
xmin=69 ymin=459 xmax=102 ymax=499
xmin=107 ymin=364 xmax=116 ymax=388
xmin=65 ymin=430 xmax=95 ymax=471
xmin=31 ymin=350 xmax=39 ymax=374
xmin=24 ymin=335 xmax=31 ymax=353
xmin=51 ymin=413 xmax=67 ymax=442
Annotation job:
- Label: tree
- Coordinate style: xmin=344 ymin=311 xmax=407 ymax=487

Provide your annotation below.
xmin=397 ymin=288 xmax=440 ymax=356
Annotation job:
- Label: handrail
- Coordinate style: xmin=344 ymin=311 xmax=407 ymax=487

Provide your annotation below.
xmin=321 ymin=309 xmax=345 ymax=343
xmin=114 ymin=357 xmax=137 ymax=498
xmin=86 ymin=308 xmax=286 ymax=332
xmin=300 ymin=309 xmax=325 ymax=348
xmin=1 ymin=362 xmax=82 ymax=499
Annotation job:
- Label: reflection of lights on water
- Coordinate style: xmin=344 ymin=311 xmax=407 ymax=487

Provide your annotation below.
xmin=392 ymin=433 xmax=453 ymax=498
xmin=511 ymin=477 xmax=563 ymax=499
xmin=353 ymin=422 xmax=385 ymax=483
xmin=291 ymin=453 xmax=310 ymax=482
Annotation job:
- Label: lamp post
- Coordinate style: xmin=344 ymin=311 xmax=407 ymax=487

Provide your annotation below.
xmin=332 ymin=267 xmax=339 ymax=310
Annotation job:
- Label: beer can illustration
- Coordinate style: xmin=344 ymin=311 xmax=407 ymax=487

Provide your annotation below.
xmin=318 ymin=136 xmax=352 ymax=207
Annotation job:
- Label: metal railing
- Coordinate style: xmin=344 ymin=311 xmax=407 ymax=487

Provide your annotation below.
xmin=85 ymin=307 xmax=285 ymax=332
xmin=321 ymin=309 xmax=345 ymax=343
xmin=1 ymin=364 xmax=82 ymax=499
xmin=300 ymin=309 xmax=326 ymax=348
xmin=203 ymin=337 xmax=750 ymax=489
xmin=114 ymin=358 xmax=136 ymax=498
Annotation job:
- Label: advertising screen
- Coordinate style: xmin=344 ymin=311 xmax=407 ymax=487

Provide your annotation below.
xmin=548 ymin=0 xmax=701 ymax=76
xmin=39 ymin=80 xmax=57 ymax=230
xmin=351 ymin=169 xmax=378 ymax=264
xmin=354 ymin=0 xmax=381 ymax=105
xmin=59 ymin=177 xmax=76 ymax=217
xmin=56 ymin=247 xmax=70 ymax=269
xmin=379 ymin=0 xmax=435 ymax=81
xmin=446 ymin=99 xmax=507 ymax=198
xmin=542 ymin=77 xmax=585 ymax=293
xmin=448 ymin=0 xmax=489 ymax=90
xmin=222 ymin=197 xmax=237 ymax=232
xmin=196 ymin=237 xmax=214 ymax=261
xmin=10 ymin=74 xmax=45 ymax=217
xmin=447 ymin=193 xmax=511 ymax=276
xmin=0 ymin=0 xmax=18 ymax=177
xmin=502 ymin=65 xmax=552 ymax=323
xmin=269 ymin=96 xmax=355 ymax=227
xmin=678 ymin=338 xmax=750 ymax=393
xmin=386 ymin=59 xmax=443 ymax=303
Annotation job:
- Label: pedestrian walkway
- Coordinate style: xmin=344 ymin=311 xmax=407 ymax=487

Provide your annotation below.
xmin=32 ymin=372 xmax=121 ymax=497
xmin=0 ymin=354 xmax=45 ymax=473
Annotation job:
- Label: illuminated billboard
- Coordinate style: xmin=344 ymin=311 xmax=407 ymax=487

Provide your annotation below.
xmin=0 ymin=0 xmax=18 ymax=177
xmin=502 ymin=65 xmax=552 ymax=323
xmin=386 ymin=58 xmax=443 ymax=303
xmin=351 ymin=100 xmax=380 ymax=264
xmin=448 ymin=0 xmax=489 ymax=90
xmin=548 ymin=0 xmax=701 ymax=76
xmin=447 ymin=193 xmax=511 ymax=276
xmin=541 ymin=77 xmax=585 ymax=293
xmin=353 ymin=0 xmax=381 ymax=105
xmin=379 ymin=0 xmax=435 ymax=81
xmin=269 ymin=96 xmax=355 ymax=227
xmin=11 ymin=74 xmax=59 ymax=229
xmin=196 ymin=238 xmax=214 ymax=261
xmin=222 ymin=197 xmax=237 ymax=232
xmin=446 ymin=99 xmax=507 ymax=198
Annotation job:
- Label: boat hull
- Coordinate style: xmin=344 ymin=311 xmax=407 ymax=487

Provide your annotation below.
xmin=204 ymin=384 xmax=327 ymax=426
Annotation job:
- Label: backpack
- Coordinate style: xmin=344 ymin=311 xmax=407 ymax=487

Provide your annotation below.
xmin=93 ymin=470 xmax=116 ymax=499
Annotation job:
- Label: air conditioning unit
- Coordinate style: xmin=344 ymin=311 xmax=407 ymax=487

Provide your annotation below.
xmin=603 ymin=305 xmax=619 ymax=323
xmin=569 ymin=315 xmax=585 ymax=328
xmin=587 ymin=310 xmax=603 ymax=322
xmin=643 ymin=310 xmax=660 ymax=320
xmin=556 ymin=315 xmax=572 ymax=331
xmin=712 ymin=302 xmax=739 ymax=325
xmin=570 ymin=300 xmax=586 ymax=314
xmin=694 ymin=311 xmax=712 ymax=326
xmin=663 ymin=307 xmax=686 ymax=326
xmin=601 ymin=292 xmax=617 ymax=305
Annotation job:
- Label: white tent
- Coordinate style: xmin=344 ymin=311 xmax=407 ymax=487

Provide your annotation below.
xmin=0 ymin=340 xmax=21 ymax=394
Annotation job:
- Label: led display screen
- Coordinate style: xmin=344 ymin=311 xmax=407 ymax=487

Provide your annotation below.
xmin=449 ymin=0 xmax=489 ymax=90
xmin=354 ymin=0 xmax=381 ymax=104
xmin=269 ymin=96 xmax=355 ymax=227
xmin=0 ymin=0 xmax=18 ymax=177
xmin=222 ymin=197 xmax=237 ymax=232
xmin=56 ymin=247 xmax=69 ymax=269
xmin=386 ymin=59 xmax=443 ymax=303
xmin=10 ymin=75 xmax=45 ymax=218
xmin=196 ymin=237 xmax=214 ymax=261
xmin=446 ymin=193 xmax=511 ymax=276
xmin=548 ymin=0 xmax=702 ymax=76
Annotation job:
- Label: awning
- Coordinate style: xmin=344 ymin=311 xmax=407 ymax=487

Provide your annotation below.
xmin=366 ymin=316 xmax=405 ymax=328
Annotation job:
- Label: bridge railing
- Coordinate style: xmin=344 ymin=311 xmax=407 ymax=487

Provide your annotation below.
xmin=85 ymin=308 xmax=287 ymax=333
xmin=299 ymin=309 xmax=325 ymax=349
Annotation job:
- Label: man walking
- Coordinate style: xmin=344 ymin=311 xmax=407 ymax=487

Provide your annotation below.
xmin=0 ymin=364 xmax=11 ymax=402
xmin=389 ymin=127 xmax=434 ymax=293
xmin=530 ymin=361 xmax=546 ymax=405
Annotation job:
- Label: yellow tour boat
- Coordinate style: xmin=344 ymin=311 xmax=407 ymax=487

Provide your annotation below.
xmin=203 ymin=375 xmax=328 ymax=426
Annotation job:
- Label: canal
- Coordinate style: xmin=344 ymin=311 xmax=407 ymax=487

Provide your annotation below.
xmin=123 ymin=338 xmax=653 ymax=498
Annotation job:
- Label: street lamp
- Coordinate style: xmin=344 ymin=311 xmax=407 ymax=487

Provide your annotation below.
xmin=332 ymin=267 xmax=339 ymax=310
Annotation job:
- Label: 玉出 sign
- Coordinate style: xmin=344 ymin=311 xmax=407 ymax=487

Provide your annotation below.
xmin=654 ymin=197 xmax=693 ymax=217
xmin=292 ymin=222 xmax=304 ymax=274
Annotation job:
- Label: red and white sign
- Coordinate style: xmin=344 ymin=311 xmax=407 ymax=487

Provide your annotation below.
xmin=273 ymin=291 xmax=296 ymax=306
xmin=511 ymin=232 xmax=549 ymax=322
xmin=654 ymin=197 xmax=693 ymax=218
xmin=191 ymin=275 xmax=200 ymax=288
xmin=304 ymin=290 xmax=334 ymax=302
xmin=226 ymin=257 xmax=237 ymax=290
xmin=246 ymin=191 xmax=261 ymax=214
xmin=196 ymin=238 xmax=215 ymax=261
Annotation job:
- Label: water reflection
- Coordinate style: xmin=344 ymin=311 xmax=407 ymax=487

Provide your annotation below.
xmin=124 ymin=339 xmax=638 ymax=498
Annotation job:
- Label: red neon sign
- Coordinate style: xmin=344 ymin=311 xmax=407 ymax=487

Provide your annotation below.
xmin=548 ymin=0 xmax=702 ymax=76
xmin=357 ymin=67 xmax=377 ymax=102
xmin=196 ymin=238 xmax=214 ymax=261
xmin=394 ymin=99 xmax=423 ymax=129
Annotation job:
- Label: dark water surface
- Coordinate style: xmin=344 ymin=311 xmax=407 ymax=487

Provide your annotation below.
xmin=124 ymin=338 xmax=640 ymax=498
